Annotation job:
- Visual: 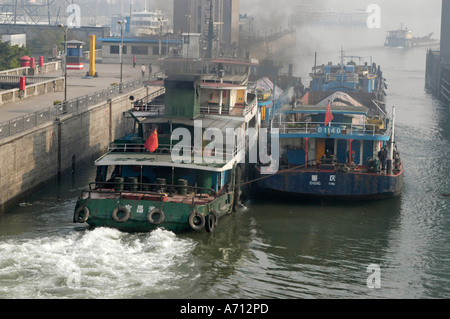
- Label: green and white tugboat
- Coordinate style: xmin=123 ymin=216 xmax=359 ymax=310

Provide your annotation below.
xmin=74 ymin=61 xmax=259 ymax=233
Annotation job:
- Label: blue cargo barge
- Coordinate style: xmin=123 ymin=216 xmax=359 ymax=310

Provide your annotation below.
xmin=310 ymin=49 xmax=386 ymax=95
xmin=255 ymin=91 xmax=404 ymax=200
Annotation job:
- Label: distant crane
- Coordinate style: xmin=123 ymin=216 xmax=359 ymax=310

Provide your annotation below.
xmin=0 ymin=0 xmax=74 ymax=26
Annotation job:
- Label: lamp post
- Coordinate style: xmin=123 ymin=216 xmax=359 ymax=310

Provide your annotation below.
xmin=185 ymin=14 xmax=191 ymax=59
xmin=58 ymin=24 xmax=68 ymax=102
xmin=158 ymin=18 xmax=162 ymax=58
xmin=184 ymin=14 xmax=191 ymax=72
xmin=118 ymin=20 xmax=126 ymax=90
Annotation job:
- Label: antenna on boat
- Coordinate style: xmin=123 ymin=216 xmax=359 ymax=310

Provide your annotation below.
xmin=314 ymin=51 xmax=317 ymax=75
xmin=387 ymin=105 xmax=395 ymax=174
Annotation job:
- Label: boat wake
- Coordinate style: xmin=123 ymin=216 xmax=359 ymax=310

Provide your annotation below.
xmin=0 ymin=227 xmax=197 ymax=298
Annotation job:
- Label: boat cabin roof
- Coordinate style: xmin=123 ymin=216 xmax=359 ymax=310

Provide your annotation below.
xmin=200 ymin=82 xmax=247 ymax=90
xmin=317 ymin=91 xmax=364 ymax=107
xmin=210 ymin=58 xmax=259 ymax=67
xmin=283 ymin=91 xmax=369 ymax=115
xmin=251 ymin=77 xmax=284 ymax=99
xmin=95 ymin=152 xmax=234 ymax=172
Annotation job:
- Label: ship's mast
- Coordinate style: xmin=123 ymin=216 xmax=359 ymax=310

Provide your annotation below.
xmin=389 ymin=106 xmax=395 ymax=159
xmin=387 ymin=105 xmax=395 ymax=174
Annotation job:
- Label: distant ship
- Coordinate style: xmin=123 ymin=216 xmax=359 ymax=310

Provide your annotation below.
xmin=309 ymin=49 xmax=387 ymax=102
xmin=110 ymin=9 xmax=171 ymax=37
xmin=130 ymin=10 xmax=171 ymax=37
xmin=384 ymin=25 xmax=439 ymax=49
xmin=294 ymin=5 xmax=367 ymax=26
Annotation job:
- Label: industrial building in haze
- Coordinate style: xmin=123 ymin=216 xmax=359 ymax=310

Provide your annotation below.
xmin=173 ymin=0 xmax=240 ymax=57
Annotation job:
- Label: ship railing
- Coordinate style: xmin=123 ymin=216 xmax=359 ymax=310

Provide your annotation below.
xmin=200 ymin=104 xmax=232 ymax=115
xmin=86 ymin=181 xmax=217 ymax=198
xmin=243 ymin=96 xmax=258 ymax=116
xmin=108 ymin=143 xmax=171 ymax=153
xmin=326 ymin=74 xmax=359 ymax=82
xmin=132 ymin=103 xmax=165 ymax=113
xmin=132 ymin=87 xmax=166 ymax=111
xmin=108 ymin=143 xmax=240 ymax=161
xmin=199 ymin=95 xmax=257 ymax=117
xmin=273 ymin=121 xmax=381 ymax=136
xmin=200 ymin=103 xmax=250 ymax=116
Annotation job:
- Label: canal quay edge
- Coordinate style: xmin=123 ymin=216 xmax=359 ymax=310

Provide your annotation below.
xmin=0 ymin=84 xmax=151 ymax=215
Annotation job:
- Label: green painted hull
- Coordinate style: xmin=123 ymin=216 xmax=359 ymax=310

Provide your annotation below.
xmin=74 ymin=191 xmax=234 ymax=233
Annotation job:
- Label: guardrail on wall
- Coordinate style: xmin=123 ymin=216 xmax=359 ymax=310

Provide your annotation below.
xmin=0 ymin=75 xmax=61 ymax=85
xmin=0 ymin=61 xmax=61 ymax=77
xmin=0 ymin=77 xmax=65 ymax=105
xmin=0 ymin=77 xmax=151 ymax=140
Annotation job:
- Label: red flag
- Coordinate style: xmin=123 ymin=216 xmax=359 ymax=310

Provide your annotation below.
xmin=324 ymin=101 xmax=334 ymax=126
xmin=144 ymin=129 xmax=158 ymax=153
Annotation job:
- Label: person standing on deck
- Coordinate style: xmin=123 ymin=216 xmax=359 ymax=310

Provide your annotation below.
xmin=347 ymin=150 xmax=355 ymax=164
xmin=378 ymin=147 xmax=387 ymax=170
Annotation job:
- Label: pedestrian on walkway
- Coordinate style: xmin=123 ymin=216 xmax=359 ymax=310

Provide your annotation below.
xmin=133 ymin=55 xmax=136 ymax=68
xmin=141 ymin=64 xmax=146 ymax=77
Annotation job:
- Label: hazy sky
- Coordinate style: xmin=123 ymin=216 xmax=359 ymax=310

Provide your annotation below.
xmin=116 ymin=0 xmax=443 ymax=36
xmin=239 ymin=0 xmax=442 ymax=35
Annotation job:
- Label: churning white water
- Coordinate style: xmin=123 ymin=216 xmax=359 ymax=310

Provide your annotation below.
xmin=0 ymin=227 xmax=197 ymax=298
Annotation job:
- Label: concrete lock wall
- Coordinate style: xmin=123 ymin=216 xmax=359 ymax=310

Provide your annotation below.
xmin=0 ymin=87 xmax=147 ymax=214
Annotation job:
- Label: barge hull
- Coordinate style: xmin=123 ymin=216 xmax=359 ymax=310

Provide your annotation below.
xmin=75 ymin=192 xmax=233 ymax=233
xmin=255 ymin=168 xmax=404 ymax=200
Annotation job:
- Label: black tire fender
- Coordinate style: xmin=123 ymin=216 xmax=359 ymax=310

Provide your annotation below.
xmin=147 ymin=208 xmax=165 ymax=225
xmin=211 ymin=210 xmax=219 ymax=227
xmin=74 ymin=206 xmax=89 ymax=223
xmin=205 ymin=211 xmax=218 ymax=233
xmin=188 ymin=211 xmax=205 ymax=231
xmin=112 ymin=206 xmax=130 ymax=223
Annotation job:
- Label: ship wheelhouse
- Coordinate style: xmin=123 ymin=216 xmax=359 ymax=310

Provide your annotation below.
xmin=272 ymin=91 xmax=392 ymax=171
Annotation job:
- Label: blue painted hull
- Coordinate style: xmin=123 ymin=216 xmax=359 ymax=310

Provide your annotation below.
xmin=255 ymin=167 xmax=404 ymax=200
